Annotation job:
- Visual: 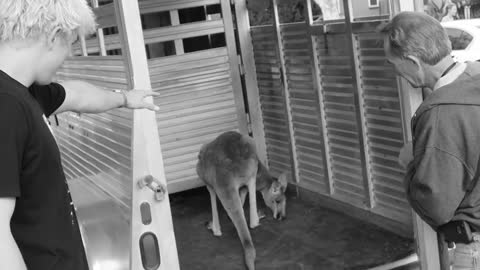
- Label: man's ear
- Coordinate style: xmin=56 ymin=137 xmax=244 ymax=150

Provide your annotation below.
xmin=46 ymin=27 xmax=63 ymax=50
xmin=406 ymin=55 xmax=421 ymax=70
xmin=277 ymin=172 xmax=288 ymax=192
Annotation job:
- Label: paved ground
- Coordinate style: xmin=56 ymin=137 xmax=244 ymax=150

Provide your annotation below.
xmin=170 ymin=187 xmax=416 ymax=270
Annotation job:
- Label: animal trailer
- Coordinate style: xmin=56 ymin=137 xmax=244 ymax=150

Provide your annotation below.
xmin=52 ymin=0 xmax=442 ymax=269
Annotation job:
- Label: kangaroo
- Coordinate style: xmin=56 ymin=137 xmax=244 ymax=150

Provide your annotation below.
xmin=196 ymin=131 xmax=288 ymax=270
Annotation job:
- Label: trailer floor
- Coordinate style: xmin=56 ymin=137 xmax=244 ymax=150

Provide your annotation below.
xmin=171 ymin=187 xmax=416 ymax=270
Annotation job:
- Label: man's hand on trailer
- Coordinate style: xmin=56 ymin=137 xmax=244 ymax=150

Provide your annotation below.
xmin=398 ymin=141 xmax=413 ymax=170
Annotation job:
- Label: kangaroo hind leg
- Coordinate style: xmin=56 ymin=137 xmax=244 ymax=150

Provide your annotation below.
xmin=217 ymin=187 xmax=256 ymax=270
xmin=206 ymin=185 xmax=222 ymax=236
xmin=247 ymin=176 xmax=260 ymax=229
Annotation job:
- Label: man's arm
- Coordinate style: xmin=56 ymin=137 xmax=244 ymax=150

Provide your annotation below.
xmin=0 ymin=198 xmax=27 ymax=270
xmin=404 ymin=106 xmax=477 ymax=228
xmin=405 ymin=147 xmax=470 ymax=228
xmin=54 ymin=80 xmax=160 ymax=114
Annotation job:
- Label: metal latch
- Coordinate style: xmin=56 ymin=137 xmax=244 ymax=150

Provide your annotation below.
xmin=137 ymin=175 xmax=166 ymax=202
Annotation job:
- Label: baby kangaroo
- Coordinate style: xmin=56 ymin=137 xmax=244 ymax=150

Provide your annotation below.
xmin=196 ymin=131 xmax=288 ymax=270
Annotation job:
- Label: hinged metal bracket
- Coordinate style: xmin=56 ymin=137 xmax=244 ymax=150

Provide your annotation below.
xmin=137 ymin=175 xmax=166 ymax=202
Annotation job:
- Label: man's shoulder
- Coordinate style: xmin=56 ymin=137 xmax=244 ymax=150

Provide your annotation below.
xmin=0 ymin=93 xmax=32 ymax=137
xmin=0 ymin=81 xmax=36 ymax=126
xmin=0 ymin=92 xmax=28 ymax=112
xmin=0 ymin=80 xmax=34 ymax=108
xmin=0 ymin=83 xmax=35 ymax=114
xmin=462 ymin=62 xmax=480 ymax=78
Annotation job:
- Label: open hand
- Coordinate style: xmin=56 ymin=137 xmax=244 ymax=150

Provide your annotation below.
xmin=125 ymin=90 xmax=160 ymax=111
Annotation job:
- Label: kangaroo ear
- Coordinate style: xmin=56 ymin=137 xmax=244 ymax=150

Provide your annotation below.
xmin=277 ymin=172 xmax=288 ymax=192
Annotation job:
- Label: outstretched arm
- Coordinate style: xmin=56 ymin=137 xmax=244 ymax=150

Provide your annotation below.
xmin=54 ymin=80 xmax=159 ymax=114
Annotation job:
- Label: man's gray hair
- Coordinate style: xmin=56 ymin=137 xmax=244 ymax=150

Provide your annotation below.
xmin=379 ymin=11 xmax=452 ymax=65
xmin=0 ymin=0 xmax=96 ymax=42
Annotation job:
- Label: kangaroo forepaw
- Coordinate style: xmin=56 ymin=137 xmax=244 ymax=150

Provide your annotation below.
xmin=206 ymin=221 xmax=222 ymax=236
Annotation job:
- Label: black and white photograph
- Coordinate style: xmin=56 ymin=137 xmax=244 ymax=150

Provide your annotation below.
xmin=1 ymin=0 xmax=479 ymax=269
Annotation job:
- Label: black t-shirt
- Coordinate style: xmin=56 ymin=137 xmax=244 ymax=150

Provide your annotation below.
xmin=0 ymin=70 xmax=88 ymax=270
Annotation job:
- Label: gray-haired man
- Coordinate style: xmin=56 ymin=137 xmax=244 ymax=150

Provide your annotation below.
xmin=381 ymin=11 xmax=480 ymax=268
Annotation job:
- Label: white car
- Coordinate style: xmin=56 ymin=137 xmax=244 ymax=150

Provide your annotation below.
xmin=442 ymin=19 xmax=480 ymax=62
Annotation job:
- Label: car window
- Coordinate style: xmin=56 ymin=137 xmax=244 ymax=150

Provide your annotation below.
xmin=445 ymin=28 xmax=473 ymax=50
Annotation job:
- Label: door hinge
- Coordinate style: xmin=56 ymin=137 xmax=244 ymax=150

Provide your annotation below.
xmin=238 ymin=54 xmax=245 ymax=75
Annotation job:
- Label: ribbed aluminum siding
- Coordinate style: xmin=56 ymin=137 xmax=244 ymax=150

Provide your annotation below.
xmin=281 ymin=24 xmax=329 ymax=194
xmin=252 ymin=22 xmax=412 ymax=229
xmin=251 ymin=25 xmax=293 ymax=176
xmin=315 ymin=32 xmax=366 ymax=205
xmin=149 ymin=47 xmax=242 ymax=193
xmin=53 ymin=56 xmax=132 ymax=209
xmin=356 ymin=33 xmax=411 ymax=225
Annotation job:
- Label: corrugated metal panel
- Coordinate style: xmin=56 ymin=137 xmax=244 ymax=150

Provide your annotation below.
xmin=148 ymin=47 xmax=241 ymax=193
xmin=356 ymin=33 xmax=411 ymax=226
xmin=53 ymin=56 xmax=133 ymax=208
xmin=250 ymin=22 xmax=413 ymax=231
xmin=315 ymin=33 xmax=366 ymax=206
xmin=281 ymin=24 xmax=328 ymax=194
xmin=56 ymin=56 xmax=128 ymax=89
xmin=251 ymin=26 xmax=292 ymax=176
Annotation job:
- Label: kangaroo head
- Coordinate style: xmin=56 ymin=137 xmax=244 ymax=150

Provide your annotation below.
xmin=261 ymin=172 xmax=288 ymax=220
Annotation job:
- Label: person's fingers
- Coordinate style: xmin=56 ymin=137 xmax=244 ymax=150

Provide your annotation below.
xmin=142 ymin=102 xmax=159 ymax=111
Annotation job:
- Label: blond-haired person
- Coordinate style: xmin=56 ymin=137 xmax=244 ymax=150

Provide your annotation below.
xmin=0 ymin=1 xmax=159 ymax=270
